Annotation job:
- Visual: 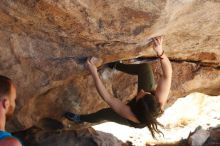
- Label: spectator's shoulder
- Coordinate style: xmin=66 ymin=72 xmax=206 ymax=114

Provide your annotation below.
xmin=0 ymin=137 xmax=22 ymax=146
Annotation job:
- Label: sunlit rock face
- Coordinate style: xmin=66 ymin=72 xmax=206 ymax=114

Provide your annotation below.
xmin=0 ymin=0 xmax=219 ymax=141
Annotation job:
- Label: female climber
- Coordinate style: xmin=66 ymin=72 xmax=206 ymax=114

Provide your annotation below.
xmin=65 ymin=36 xmax=172 ymax=138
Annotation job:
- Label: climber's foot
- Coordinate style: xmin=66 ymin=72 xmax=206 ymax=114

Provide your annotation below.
xmin=107 ymin=61 xmax=120 ymax=69
xmin=64 ymin=112 xmax=82 ymax=123
xmin=130 ymin=57 xmax=159 ymax=64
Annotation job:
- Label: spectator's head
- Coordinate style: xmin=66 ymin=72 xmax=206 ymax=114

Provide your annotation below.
xmin=0 ymin=75 xmax=16 ymax=120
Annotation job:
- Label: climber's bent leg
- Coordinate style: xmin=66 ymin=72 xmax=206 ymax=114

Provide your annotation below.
xmin=109 ymin=62 xmax=156 ymax=92
xmin=80 ymin=108 xmax=131 ymax=126
xmin=113 ymin=62 xmax=143 ymax=75
xmin=136 ymin=63 xmax=155 ymax=92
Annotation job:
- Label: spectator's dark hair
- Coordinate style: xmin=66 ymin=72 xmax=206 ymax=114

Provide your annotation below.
xmin=0 ymin=75 xmax=12 ymax=100
xmin=135 ymin=93 xmax=164 ymax=138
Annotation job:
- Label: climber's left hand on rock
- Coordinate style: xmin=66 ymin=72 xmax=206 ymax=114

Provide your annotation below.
xmin=85 ymin=57 xmax=98 ymax=75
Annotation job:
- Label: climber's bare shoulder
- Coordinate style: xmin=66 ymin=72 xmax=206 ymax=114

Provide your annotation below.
xmin=0 ymin=137 xmax=22 ymax=146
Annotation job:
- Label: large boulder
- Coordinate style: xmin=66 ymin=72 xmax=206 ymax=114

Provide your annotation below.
xmin=0 ymin=0 xmax=219 ymax=143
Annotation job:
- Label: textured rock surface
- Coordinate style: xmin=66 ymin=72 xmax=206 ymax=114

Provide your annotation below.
xmin=186 ymin=126 xmax=220 ymax=146
xmin=0 ymin=0 xmax=219 ymax=140
xmin=14 ymin=127 xmax=128 ymax=146
xmin=204 ymin=126 xmax=220 ymax=146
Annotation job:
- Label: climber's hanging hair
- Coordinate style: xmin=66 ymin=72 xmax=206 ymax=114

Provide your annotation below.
xmin=134 ymin=93 xmax=164 ymax=138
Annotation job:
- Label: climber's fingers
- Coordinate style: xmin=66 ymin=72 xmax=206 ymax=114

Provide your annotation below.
xmin=90 ymin=57 xmax=99 ymax=65
xmin=86 ymin=57 xmax=94 ymax=64
xmin=153 ymin=36 xmax=163 ymax=45
xmin=85 ymin=57 xmax=91 ymax=69
xmin=153 ymin=38 xmax=159 ymax=46
xmin=157 ymin=36 xmax=163 ymax=44
xmin=87 ymin=58 xmax=91 ymax=64
xmin=85 ymin=57 xmax=97 ymax=69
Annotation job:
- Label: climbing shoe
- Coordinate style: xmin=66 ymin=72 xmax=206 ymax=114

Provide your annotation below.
xmin=107 ymin=61 xmax=120 ymax=69
xmin=64 ymin=112 xmax=82 ymax=123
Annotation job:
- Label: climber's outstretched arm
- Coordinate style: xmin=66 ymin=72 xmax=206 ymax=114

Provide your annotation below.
xmin=153 ymin=37 xmax=172 ymax=109
xmin=85 ymin=58 xmax=140 ymax=123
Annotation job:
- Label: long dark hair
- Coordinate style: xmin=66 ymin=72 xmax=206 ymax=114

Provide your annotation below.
xmin=135 ymin=93 xmax=164 ymax=138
